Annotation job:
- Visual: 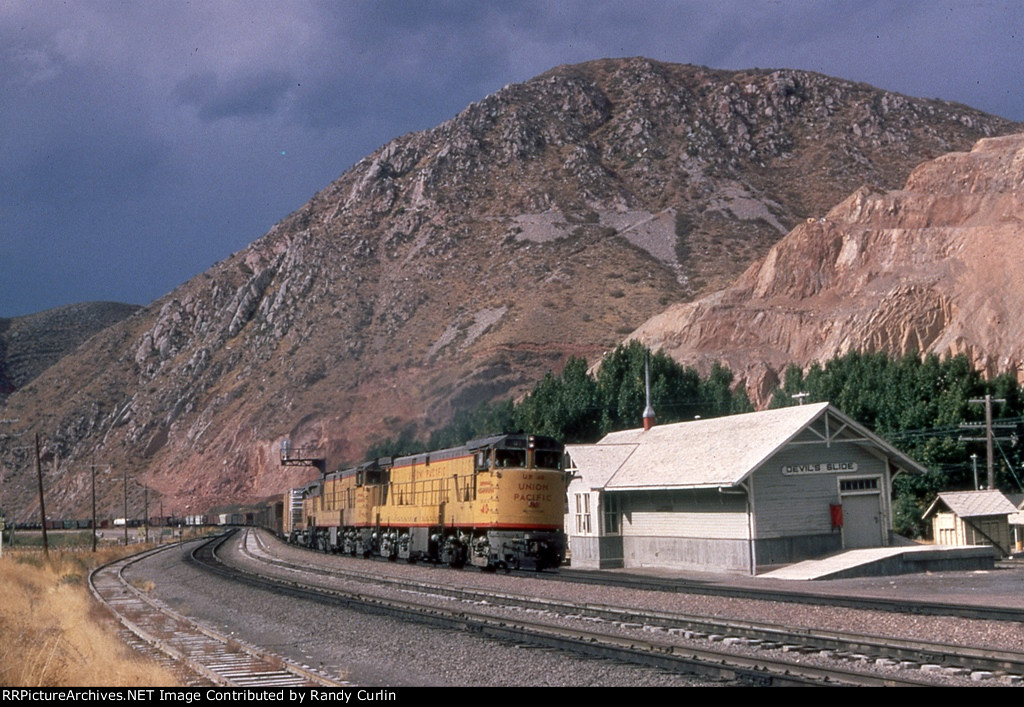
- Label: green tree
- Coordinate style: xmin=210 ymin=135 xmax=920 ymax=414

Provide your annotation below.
xmin=514 ymin=356 xmax=602 ymax=442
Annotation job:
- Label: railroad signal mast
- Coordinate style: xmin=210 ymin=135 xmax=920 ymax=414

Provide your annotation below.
xmin=280 ymin=439 xmax=326 ymax=474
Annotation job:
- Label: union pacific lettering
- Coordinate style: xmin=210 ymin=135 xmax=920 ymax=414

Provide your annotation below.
xmin=514 ymin=481 xmax=553 ymax=503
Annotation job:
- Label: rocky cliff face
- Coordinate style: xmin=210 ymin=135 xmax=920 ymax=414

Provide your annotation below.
xmin=0 ymin=58 xmax=1017 ymax=521
xmin=630 ymin=133 xmax=1024 ymax=406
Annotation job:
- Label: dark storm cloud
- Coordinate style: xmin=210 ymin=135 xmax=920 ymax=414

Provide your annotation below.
xmin=175 ymin=69 xmax=297 ymax=121
xmin=286 ymin=3 xmax=515 ymax=132
xmin=1 ymin=1 xmax=1021 ymax=317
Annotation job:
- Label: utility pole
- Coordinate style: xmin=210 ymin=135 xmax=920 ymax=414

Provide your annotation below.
xmin=144 ymin=486 xmax=149 ymax=544
xmin=91 ymin=462 xmax=110 ymax=552
xmin=35 ymin=434 xmax=49 ymax=558
xmin=961 ymin=395 xmax=1011 ymax=489
xmin=123 ymin=464 xmax=129 ymax=546
xmin=983 ymin=394 xmax=995 ymax=489
xmin=92 ymin=460 xmax=97 ymax=552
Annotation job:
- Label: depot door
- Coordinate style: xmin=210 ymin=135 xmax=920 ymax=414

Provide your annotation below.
xmin=841 ymin=492 xmax=883 ymax=548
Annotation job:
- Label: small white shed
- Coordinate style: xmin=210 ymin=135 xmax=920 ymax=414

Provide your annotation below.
xmin=924 ymin=490 xmax=1019 ymax=557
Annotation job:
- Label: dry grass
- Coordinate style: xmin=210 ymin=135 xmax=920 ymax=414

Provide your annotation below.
xmin=0 ymin=547 xmax=181 ymax=687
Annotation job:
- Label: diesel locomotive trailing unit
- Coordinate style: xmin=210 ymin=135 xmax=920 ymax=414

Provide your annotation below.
xmin=279 ymin=434 xmax=568 ymax=571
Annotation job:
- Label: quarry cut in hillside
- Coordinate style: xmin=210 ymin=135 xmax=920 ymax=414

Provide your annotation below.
xmin=630 ymin=132 xmax=1024 ymax=406
xmin=0 ymin=58 xmax=1018 ymax=522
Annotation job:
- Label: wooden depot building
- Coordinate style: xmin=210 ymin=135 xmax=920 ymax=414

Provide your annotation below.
xmin=565 ymin=402 xmax=927 ymax=574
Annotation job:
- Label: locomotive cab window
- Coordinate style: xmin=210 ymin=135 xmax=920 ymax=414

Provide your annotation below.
xmin=534 ymin=450 xmax=562 ymax=470
xmin=495 ymin=449 xmax=526 ymax=468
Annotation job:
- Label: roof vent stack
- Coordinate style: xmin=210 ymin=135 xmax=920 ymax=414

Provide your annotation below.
xmin=643 ymin=350 xmax=656 ymax=431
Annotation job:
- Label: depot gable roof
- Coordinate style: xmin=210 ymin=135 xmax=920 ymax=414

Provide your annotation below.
xmin=566 ymin=402 xmax=926 ymax=491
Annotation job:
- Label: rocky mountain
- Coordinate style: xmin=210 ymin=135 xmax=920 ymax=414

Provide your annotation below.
xmin=630 ymin=132 xmax=1024 ymax=406
xmin=0 ymin=58 xmax=1018 ymax=522
xmin=0 ymin=302 xmax=140 ymax=398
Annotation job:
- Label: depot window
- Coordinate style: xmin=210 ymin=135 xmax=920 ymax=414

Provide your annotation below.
xmin=575 ymin=493 xmax=592 ymax=534
xmin=840 ymin=478 xmax=879 ymax=492
xmin=602 ymin=494 xmax=621 ymax=535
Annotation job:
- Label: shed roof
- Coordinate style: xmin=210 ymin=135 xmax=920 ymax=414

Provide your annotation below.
xmin=923 ymin=490 xmax=1019 ymax=520
xmin=566 ymin=402 xmax=925 ymax=491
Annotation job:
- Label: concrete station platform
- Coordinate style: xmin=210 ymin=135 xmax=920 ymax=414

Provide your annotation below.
xmin=758 ymin=544 xmax=1000 ymax=581
xmin=582 ymin=545 xmax=1024 ymax=611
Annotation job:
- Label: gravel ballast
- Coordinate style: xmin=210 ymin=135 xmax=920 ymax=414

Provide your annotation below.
xmin=128 ymin=532 xmax=1024 ymax=687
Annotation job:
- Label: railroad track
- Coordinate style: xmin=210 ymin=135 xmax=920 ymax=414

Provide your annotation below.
xmin=88 ymin=538 xmax=348 ymax=688
xmin=238 ymin=531 xmax=1024 ymax=682
xmin=204 ymin=528 xmax=1022 ymax=687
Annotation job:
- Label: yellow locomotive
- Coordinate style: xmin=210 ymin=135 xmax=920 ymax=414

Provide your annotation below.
xmin=281 ymin=434 xmax=567 ymax=570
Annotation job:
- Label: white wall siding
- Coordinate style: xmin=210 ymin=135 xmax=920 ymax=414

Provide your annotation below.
xmin=622 ymin=490 xmax=748 ymax=540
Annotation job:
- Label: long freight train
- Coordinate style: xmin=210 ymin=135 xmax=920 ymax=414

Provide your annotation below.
xmin=277 ymin=434 xmax=568 ymax=571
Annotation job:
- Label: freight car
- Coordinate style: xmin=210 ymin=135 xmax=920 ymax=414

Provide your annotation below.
xmin=280 ymin=434 xmax=568 ymax=571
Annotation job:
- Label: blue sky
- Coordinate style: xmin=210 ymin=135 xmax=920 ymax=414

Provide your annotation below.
xmin=2 ymin=1 xmax=1022 ymax=317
